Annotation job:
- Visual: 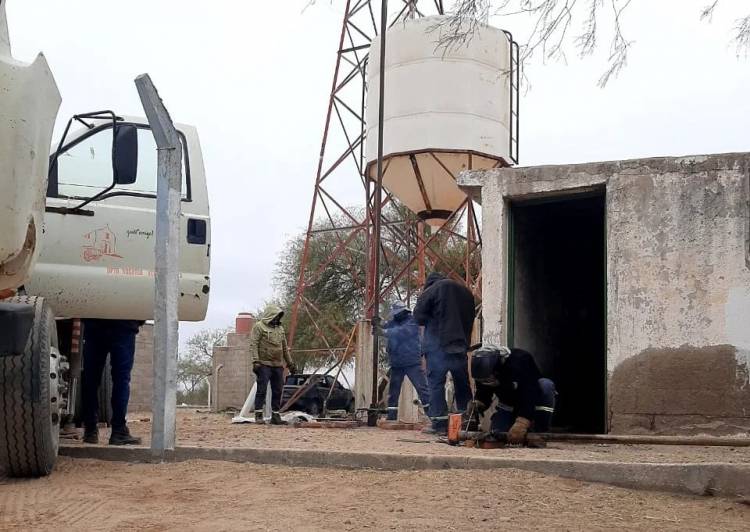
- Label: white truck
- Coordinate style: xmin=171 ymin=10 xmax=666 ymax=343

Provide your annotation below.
xmin=0 ymin=1 xmax=211 ymax=477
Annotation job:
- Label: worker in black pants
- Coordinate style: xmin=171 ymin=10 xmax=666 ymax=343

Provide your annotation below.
xmin=250 ymin=305 xmax=295 ymax=424
xmin=81 ymin=319 xmax=143 ymax=445
xmin=469 ymin=345 xmax=556 ymax=444
xmin=413 ymin=272 xmax=476 ymax=434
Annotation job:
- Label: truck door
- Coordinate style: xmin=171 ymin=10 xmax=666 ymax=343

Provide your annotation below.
xmin=26 ymin=119 xmax=210 ymax=321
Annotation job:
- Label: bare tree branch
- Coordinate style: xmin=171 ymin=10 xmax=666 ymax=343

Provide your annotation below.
xmin=434 ymin=0 xmax=748 ymax=87
xmin=734 ymin=14 xmax=750 ymax=58
xmin=596 ymin=0 xmax=632 ymax=88
xmin=700 ymin=0 xmax=720 ymax=21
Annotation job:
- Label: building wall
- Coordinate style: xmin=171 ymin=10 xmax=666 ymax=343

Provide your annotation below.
xmin=460 ymin=153 xmax=750 ymax=434
xmin=129 ymin=323 xmax=154 ymax=413
xmin=211 ymin=332 xmax=254 ymax=411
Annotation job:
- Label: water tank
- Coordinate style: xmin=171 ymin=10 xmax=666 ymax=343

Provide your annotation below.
xmin=365 ymin=16 xmax=518 ymax=226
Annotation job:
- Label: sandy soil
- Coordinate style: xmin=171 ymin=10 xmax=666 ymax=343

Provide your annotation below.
xmin=64 ymin=410 xmax=750 ymax=465
xmin=1 ymin=457 xmax=748 ymax=531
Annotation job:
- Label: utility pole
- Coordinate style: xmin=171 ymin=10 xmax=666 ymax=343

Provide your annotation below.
xmin=368 ymin=0 xmax=389 ymax=426
xmin=135 ymin=73 xmax=182 ymax=457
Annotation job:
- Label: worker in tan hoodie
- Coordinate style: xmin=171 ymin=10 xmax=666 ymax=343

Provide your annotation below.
xmin=249 ymin=304 xmax=295 ymax=425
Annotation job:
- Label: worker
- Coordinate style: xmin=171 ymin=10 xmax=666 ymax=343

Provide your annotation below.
xmin=469 ymin=345 xmax=556 ymax=444
xmin=250 ymin=304 xmax=296 ymax=425
xmin=81 ymin=319 xmax=144 ymax=445
xmin=383 ymin=301 xmax=430 ymax=421
xmin=413 ymin=272 xmax=476 ymax=434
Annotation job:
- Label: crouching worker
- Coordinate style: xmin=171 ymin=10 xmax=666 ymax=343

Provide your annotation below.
xmin=469 ymin=345 xmax=556 ymax=445
xmin=250 ymin=305 xmax=296 ymax=425
xmin=384 ymin=302 xmax=430 ymax=421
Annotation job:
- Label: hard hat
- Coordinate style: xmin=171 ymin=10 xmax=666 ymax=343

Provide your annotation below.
xmin=471 ymin=345 xmax=511 ymax=384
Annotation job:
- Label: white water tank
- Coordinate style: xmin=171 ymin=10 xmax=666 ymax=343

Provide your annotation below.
xmin=365 ymin=15 xmax=517 ymax=225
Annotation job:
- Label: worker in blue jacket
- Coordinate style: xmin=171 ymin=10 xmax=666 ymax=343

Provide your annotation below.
xmin=383 ymin=301 xmax=430 ymax=421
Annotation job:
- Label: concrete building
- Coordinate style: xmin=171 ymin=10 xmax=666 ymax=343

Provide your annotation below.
xmin=129 ymin=317 xmax=256 ymax=413
xmin=211 ymin=314 xmax=256 ymax=411
xmin=459 ymin=152 xmax=750 ymax=435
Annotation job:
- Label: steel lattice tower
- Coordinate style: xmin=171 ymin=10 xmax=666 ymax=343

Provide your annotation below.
xmin=287 ymin=0 xmax=515 ymax=363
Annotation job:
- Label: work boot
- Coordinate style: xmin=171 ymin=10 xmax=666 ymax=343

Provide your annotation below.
xmin=270 ymin=412 xmax=288 ymax=425
xmin=254 ymin=411 xmax=265 ymax=424
xmin=83 ymin=426 xmax=99 ymax=444
xmin=109 ymin=426 xmax=142 ymax=446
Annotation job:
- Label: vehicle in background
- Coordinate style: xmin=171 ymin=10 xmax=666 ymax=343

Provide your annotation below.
xmin=0 ymin=1 xmax=210 ymax=477
xmin=281 ymin=374 xmax=354 ymax=416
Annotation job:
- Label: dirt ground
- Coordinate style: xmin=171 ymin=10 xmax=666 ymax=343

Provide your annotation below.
xmin=64 ymin=410 xmax=750 ymax=465
xmin=1 ymin=457 xmax=748 ymax=531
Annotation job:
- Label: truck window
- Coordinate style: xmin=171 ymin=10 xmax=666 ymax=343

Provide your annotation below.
xmin=54 ymin=125 xmax=189 ymax=200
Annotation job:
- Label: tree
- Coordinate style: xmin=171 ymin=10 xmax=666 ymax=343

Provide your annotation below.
xmin=274 ymin=205 xmax=473 ymax=372
xmin=436 ymin=0 xmax=750 ymax=87
xmin=176 ymin=327 xmax=231 ymax=404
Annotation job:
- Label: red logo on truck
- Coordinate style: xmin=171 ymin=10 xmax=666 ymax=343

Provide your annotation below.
xmin=82 ymin=225 xmax=123 ymax=263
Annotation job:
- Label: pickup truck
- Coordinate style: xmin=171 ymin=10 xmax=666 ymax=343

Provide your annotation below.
xmin=282 ymin=374 xmax=354 ymax=416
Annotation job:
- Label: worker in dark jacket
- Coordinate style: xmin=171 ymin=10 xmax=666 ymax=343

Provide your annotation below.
xmin=413 ymin=272 xmax=476 ymax=434
xmin=469 ymin=345 xmax=556 ymax=444
xmin=250 ymin=305 xmax=296 ymax=425
xmin=81 ymin=319 xmax=143 ymax=445
xmin=383 ymin=301 xmax=430 ymax=421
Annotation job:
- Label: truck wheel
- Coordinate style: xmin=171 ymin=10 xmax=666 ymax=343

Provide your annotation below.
xmin=0 ymin=296 xmax=62 ymax=477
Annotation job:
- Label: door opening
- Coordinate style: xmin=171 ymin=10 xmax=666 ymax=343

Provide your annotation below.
xmin=508 ymin=192 xmax=606 ymax=433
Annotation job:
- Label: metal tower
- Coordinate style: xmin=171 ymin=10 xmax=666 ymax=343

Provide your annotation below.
xmin=287 ymin=0 xmax=515 ymax=363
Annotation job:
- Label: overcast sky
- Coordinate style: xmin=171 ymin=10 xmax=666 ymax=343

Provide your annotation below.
xmin=7 ymin=0 xmax=749 ymax=346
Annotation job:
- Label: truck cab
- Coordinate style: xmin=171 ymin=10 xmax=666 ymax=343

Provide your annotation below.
xmin=0 ymin=0 xmax=210 ymax=478
xmin=27 ymin=116 xmax=211 ymax=321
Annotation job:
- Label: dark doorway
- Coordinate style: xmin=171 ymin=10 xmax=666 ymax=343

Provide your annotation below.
xmin=508 ymin=192 xmax=606 ymax=433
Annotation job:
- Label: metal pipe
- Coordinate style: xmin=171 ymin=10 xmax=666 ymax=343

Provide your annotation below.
xmin=368 ymin=0 xmax=388 ymax=427
xmin=214 ymin=364 xmax=224 ymax=413
xmin=205 ymin=376 xmax=212 ymax=410
xmin=458 ymin=431 xmax=750 ymax=448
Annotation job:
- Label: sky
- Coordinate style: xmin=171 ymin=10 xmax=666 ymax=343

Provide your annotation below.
xmin=7 ymin=0 xmax=750 ymax=348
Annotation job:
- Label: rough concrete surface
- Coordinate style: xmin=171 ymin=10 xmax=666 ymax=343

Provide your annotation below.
xmin=461 ymin=153 xmax=750 ymax=434
xmin=3 ymin=457 xmax=749 ymax=531
xmin=57 ymin=411 xmax=750 ymax=497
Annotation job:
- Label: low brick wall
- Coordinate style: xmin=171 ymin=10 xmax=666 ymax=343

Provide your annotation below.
xmin=212 ymin=332 xmax=254 ymax=411
xmin=128 ymin=323 xmax=154 ymax=412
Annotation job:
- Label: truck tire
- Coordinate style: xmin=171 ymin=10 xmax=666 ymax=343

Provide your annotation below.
xmin=0 ymin=296 xmax=62 ymax=477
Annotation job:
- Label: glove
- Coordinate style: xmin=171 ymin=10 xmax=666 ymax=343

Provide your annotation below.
xmin=252 ymin=361 xmax=261 ymax=374
xmin=508 ymin=416 xmax=531 ymax=445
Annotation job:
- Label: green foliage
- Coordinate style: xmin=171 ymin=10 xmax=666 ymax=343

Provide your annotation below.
xmin=177 ymin=381 xmax=209 ymax=406
xmin=177 ymin=327 xmax=232 ymax=400
xmin=274 ymin=204 xmax=475 ymax=372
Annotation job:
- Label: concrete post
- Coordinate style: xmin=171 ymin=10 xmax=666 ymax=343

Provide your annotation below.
xmin=135 ymin=74 xmax=182 ymax=457
xmin=397 ymin=378 xmax=419 ymax=423
xmin=354 ymin=320 xmax=373 ymax=410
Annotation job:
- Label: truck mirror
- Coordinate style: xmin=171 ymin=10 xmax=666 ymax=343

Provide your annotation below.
xmin=113 ymin=124 xmax=138 ymax=185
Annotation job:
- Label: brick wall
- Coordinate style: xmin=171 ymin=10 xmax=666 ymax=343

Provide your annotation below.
xmin=128 ymin=323 xmax=154 ymax=413
xmin=211 ymin=332 xmax=255 ymax=411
